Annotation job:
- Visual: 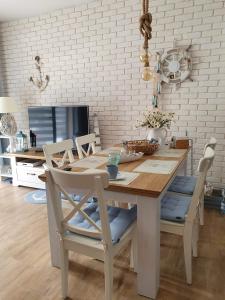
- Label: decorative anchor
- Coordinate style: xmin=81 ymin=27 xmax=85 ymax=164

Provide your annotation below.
xmin=29 ymin=56 xmax=50 ymax=92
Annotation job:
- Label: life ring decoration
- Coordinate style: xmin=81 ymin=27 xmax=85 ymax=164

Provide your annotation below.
xmin=159 ymin=45 xmax=193 ymax=90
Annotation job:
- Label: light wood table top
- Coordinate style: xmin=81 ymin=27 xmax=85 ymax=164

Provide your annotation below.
xmin=8 ymin=150 xmax=78 ymax=160
xmin=39 ymin=147 xmax=189 ymax=198
xmin=8 ymin=150 xmax=47 ymax=160
xmin=99 ymin=148 xmax=188 ymax=197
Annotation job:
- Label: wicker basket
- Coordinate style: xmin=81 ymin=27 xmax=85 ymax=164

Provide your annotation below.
xmin=126 ymin=140 xmax=159 ymax=155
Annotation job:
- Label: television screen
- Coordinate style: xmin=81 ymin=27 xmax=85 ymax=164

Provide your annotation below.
xmin=28 ymin=106 xmax=89 ymax=147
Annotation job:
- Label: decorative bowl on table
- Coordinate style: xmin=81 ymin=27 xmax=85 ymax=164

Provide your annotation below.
xmin=119 ymin=152 xmax=144 ymax=164
xmin=125 ymin=140 xmax=159 ymax=155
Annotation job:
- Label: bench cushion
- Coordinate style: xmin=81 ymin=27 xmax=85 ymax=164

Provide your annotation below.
xmin=68 ymin=203 xmax=137 ymax=244
xmin=168 ymin=175 xmax=197 ymax=195
xmin=161 ymin=193 xmax=192 ymax=222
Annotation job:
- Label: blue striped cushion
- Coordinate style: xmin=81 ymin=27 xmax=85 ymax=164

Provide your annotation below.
xmin=68 ymin=203 xmax=137 ymax=244
xmin=61 ymin=193 xmax=96 ymax=203
xmin=161 ymin=193 xmax=192 ymax=222
xmin=168 ymin=175 xmax=197 ymax=195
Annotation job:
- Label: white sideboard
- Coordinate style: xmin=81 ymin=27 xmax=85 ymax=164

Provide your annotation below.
xmin=9 ymin=150 xmax=47 ymax=189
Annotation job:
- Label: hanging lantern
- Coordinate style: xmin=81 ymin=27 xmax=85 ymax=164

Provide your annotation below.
xmin=16 ymin=131 xmax=28 ymax=152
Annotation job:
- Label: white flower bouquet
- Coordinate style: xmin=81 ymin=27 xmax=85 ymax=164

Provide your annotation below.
xmin=137 ymin=109 xmax=175 ymax=129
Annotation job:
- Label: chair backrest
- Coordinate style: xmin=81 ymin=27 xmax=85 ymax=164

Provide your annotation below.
xmin=47 ymin=167 xmax=112 ymax=246
xmin=203 ymin=137 xmax=217 ymax=154
xmin=43 ymin=139 xmax=75 ymax=168
xmin=202 ymin=137 xmax=216 ymax=170
xmin=186 ymin=147 xmax=215 ymax=223
xmin=75 ymin=133 xmax=97 ymax=159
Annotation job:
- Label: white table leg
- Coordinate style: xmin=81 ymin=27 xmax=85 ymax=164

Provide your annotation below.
xmin=137 ymin=196 xmax=160 ymax=299
xmin=183 ymin=157 xmax=188 ymax=176
xmin=46 ymin=175 xmax=61 ymax=268
xmin=177 ymin=157 xmax=188 ymax=176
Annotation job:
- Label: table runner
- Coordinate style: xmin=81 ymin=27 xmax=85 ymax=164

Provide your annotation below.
xmin=83 ymin=169 xmax=140 ymax=186
xmin=133 ymin=159 xmax=178 ymax=174
xmin=109 ymin=171 xmax=140 ymax=186
xmin=152 ymin=149 xmax=186 ymax=158
xmin=69 ymin=156 xmax=108 ymax=169
xmin=96 ymin=147 xmax=122 ymax=155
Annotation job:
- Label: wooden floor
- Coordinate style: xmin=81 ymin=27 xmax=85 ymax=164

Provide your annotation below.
xmin=0 ymin=182 xmax=225 ymax=300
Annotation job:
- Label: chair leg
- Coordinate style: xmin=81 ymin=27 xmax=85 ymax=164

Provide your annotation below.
xmin=130 ymin=228 xmax=138 ymax=272
xmin=104 ymin=254 xmax=113 ymax=300
xmin=199 ymin=194 xmax=204 ymax=226
xmin=192 ymin=219 xmax=199 ymax=258
xmin=183 ymin=224 xmax=193 ymax=284
xmin=59 ymin=239 xmax=69 ymax=299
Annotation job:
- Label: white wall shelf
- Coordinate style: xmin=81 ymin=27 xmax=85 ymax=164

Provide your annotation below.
xmin=0 ymin=136 xmax=13 ymax=181
xmin=0 ymin=165 xmax=13 ymax=178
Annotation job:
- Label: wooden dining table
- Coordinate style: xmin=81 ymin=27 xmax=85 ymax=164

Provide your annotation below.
xmin=40 ymin=146 xmax=189 ymax=299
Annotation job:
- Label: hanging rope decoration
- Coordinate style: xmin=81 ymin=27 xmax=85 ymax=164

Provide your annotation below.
xmin=139 ymin=0 xmax=152 ymax=51
xmin=139 ymin=0 xmax=153 ymax=82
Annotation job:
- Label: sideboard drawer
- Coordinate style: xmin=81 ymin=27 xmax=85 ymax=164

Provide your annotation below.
xmin=16 ymin=166 xmax=44 ymax=185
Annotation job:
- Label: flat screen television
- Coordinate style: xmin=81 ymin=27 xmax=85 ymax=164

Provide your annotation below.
xmin=28 ymin=106 xmax=89 ymax=148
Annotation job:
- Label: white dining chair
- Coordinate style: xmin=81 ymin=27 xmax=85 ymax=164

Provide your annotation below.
xmin=43 ymin=139 xmax=75 ymax=168
xmin=168 ymin=137 xmax=216 ymax=225
xmin=75 ymin=133 xmax=97 ymax=159
xmin=47 ymin=167 xmax=137 ymax=300
xmin=203 ymin=137 xmax=217 ymax=155
xmin=160 ymin=147 xmax=215 ymax=284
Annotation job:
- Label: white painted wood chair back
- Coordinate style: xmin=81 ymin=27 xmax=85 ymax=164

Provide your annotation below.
xmin=75 ymin=133 xmax=97 ymax=159
xmin=186 ymin=147 xmax=215 ymax=224
xmin=48 ymin=168 xmax=111 ymax=246
xmin=47 ymin=167 xmax=137 ymax=300
xmin=43 ymin=139 xmax=75 ymax=168
xmin=203 ymin=137 xmax=217 ymax=155
xmin=199 ymin=138 xmax=216 ymax=225
xmin=161 ymin=147 xmax=215 ymax=285
xmin=184 ymin=147 xmax=215 ymax=284
xmin=203 ymin=137 xmax=216 ymax=169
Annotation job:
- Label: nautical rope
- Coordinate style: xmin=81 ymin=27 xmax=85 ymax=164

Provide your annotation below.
xmin=139 ymin=0 xmax=152 ymax=50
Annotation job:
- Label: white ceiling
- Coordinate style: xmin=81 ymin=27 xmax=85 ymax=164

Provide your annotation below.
xmin=0 ymin=0 xmax=93 ymax=21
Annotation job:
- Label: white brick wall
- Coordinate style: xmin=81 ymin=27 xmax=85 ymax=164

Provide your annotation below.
xmin=0 ymin=0 xmax=225 ymax=186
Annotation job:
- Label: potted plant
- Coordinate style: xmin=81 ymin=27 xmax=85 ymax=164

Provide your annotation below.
xmin=137 ymin=109 xmax=175 ymax=146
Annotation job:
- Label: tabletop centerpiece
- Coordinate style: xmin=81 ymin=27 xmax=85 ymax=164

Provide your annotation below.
xmin=137 ymin=109 xmax=175 ymax=146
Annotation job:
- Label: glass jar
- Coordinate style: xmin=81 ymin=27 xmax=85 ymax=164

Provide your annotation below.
xmin=108 ymin=151 xmax=121 ymax=166
xmin=16 ymin=131 xmax=28 ymax=152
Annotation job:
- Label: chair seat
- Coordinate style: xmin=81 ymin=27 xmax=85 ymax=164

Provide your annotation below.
xmin=61 ymin=193 xmax=96 ymax=203
xmin=168 ymin=175 xmax=197 ymax=195
xmin=68 ymin=203 xmax=137 ymax=244
xmin=161 ymin=193 xmax=192 ymax=222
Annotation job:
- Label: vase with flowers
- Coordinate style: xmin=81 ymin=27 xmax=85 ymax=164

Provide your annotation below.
xmin=137 ymin=109 xmax=175 ymax=146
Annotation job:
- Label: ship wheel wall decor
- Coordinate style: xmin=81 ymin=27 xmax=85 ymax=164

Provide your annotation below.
xmin=158 ymin=45 xmax=194 ymax=90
